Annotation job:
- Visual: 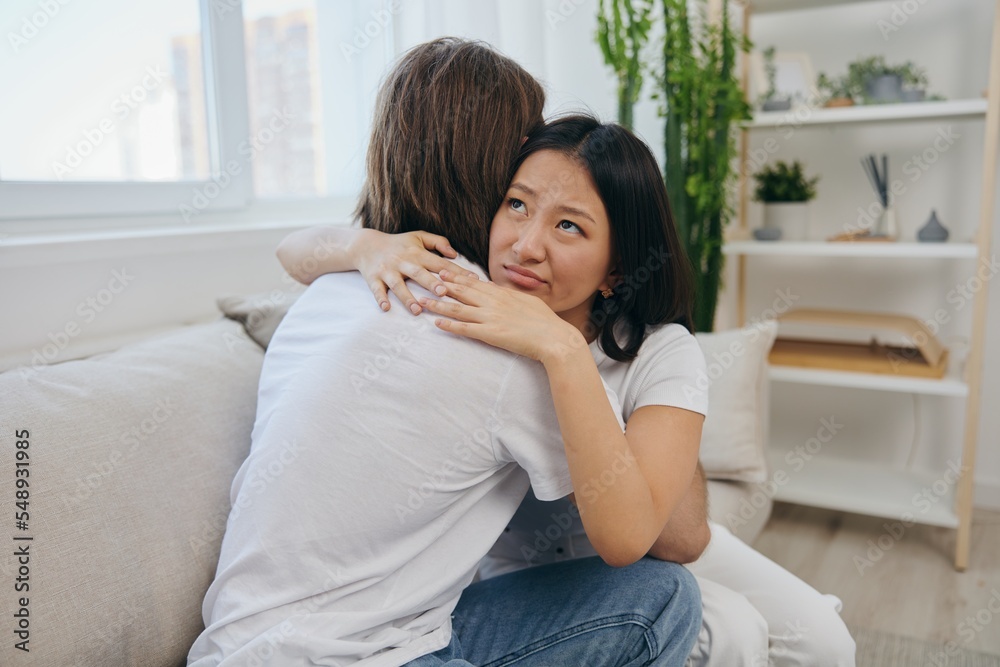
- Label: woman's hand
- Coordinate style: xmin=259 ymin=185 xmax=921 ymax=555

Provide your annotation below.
xmin=419 ymin=271 xmax=586 ymax=364
xmin=348 ymin=230 xmax=479 ymax=314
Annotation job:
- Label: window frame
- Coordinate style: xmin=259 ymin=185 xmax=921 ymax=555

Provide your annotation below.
xmin=0 ymin=0 xmax=254 ymax=221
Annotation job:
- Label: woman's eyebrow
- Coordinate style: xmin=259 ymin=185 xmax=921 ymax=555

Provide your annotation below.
xmin=511 ymin=182 xmax=597 ymax=225
xmin=557 ymin=205 xmax=596 ymax=225
xmin=510 ymin=182 xmax=536 ymax=197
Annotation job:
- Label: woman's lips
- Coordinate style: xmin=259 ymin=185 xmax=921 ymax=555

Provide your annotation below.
xmin=504 ymin=265 xmax=545 ymax=289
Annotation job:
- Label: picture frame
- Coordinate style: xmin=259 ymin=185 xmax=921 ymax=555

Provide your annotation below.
xmin=749 ymin=50 xmax=817 ymax=107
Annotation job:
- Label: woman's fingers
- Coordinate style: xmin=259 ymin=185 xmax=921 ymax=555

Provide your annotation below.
xmin=388 ymin=260 xmax=474 ymax=314
xmin=415 ymin=231 xmax=457 ymax=258
xmin=439 ymin=270 xmax=495 ymax=296
xmin=371 ymin=264 xmax=480 ymax=316
xmin=428 ymin=257 xmax=479 ymax=281
xmin=431 ymin=316 xmax=483 ymax=342
xmin=368 ymin=279 xmax=391 ymax=312
xmin=418 ymin=296 xmax=482 ymax=323
xmin=381 ymin=270 xmax=423 ymax=314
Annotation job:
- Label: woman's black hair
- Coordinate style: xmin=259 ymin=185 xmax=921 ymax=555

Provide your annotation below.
xmin=510 ymin=114 xmax=696 ymax=361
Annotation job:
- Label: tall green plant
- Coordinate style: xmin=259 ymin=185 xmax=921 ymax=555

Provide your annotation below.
xmin=659 ymin=0 xmax=750 ymax=332
xmin=597 ymin=0 xmax=751 ymax=332
xmin=597 ymin=0 xmax=654 ymax=129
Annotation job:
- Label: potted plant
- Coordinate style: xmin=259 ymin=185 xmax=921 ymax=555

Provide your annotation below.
xmin=760 ymin=46 xmax=791 ymax=111
xmin=753 ymin=160 xmax=819 ymax=241
xmin=816 ymin=71 xmax=857 ymax=107
xmin=846 ymin=55 xmax=929 ymax=104
xmin=899 ymin=63 xmax=929 ymax=102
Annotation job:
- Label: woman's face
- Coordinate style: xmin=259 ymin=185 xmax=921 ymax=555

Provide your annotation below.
xmin=488 ymin=149 xmax=617 ymax=336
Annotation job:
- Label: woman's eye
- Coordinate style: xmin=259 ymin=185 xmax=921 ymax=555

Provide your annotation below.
xmin=509 ymin=198 xmax=526 ymax=213
xmin=558 ymin=220 xmax=582 ymax=234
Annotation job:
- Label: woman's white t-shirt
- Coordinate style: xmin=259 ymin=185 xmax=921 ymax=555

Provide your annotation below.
xmin=479 ymin=322 xmax=709 ymax=575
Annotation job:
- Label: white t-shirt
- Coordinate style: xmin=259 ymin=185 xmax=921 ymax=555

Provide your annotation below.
xmin=478 ymin=322 xmax=708 ymax=576
xmin=188 ymin=258 xmax=598 ymax=667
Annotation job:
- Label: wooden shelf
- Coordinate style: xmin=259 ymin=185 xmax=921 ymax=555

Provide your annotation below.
xmin=765 ymin=448 xmax=959 ymax=529
xmin=743 ymin=99 xmax=988 ymax=129
xmin=723 ymin=240 xmax=979 ymax=258
xmin=769 ymin=365 xmax=969 ymax=397
xmin=748 ymin=0 xmax=886 ymax=14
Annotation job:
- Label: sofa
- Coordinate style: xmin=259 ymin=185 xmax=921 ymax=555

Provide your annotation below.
xmin=0 ymin=286 xmax=777 ymax=666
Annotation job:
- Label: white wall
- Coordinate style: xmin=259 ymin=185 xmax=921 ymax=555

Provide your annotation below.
xmin=1 ymin=0 xmax=997 ymax=508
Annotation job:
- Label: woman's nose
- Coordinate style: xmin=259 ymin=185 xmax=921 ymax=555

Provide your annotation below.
xmin=512 ymin=220 xmax=546 ymax=262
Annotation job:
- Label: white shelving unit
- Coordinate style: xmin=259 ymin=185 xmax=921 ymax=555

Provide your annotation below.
xmin=729 ymin=0 xmax=1000 ymax=570
xmin=765 ymin=450 xmax=961 ymax=529
xmin=768 ymin=366 xmax=969 ymax=397
xmin=723 ymin=240 xmax=979 ymax=258
xmin=745 ymin=98 xmax=988 ymax=128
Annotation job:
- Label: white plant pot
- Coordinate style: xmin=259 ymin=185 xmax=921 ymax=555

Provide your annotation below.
xmin=763 ymin=202 xmax=809 ymax=241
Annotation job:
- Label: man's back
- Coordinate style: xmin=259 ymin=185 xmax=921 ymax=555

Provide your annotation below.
xmin=188 ymin=261 xmax=573 ymax=666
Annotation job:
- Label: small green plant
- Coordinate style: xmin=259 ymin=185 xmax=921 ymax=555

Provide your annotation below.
xmin=845 ymin=55 xmax=929 ymax=100
xmin=898 ymin=62 xmax=929 ymax=89
xmin=761 ymin=46 xmax=786 ymax=102
xmin=753 ymin=160 xmax=819 ymax=203
xmin=816 ymin=71 xmax=860 ymax=102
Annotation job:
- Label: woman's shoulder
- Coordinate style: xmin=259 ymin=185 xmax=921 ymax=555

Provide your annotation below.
xmin=632 ymin=322 xmax=707 ymax=385
xmin=600 ymin=321 xmax=705 ymax=379
xmin=638 ymin=322 xmax=702 ymax=357
xmin=608 ymin=322 xmax=708 ymax=417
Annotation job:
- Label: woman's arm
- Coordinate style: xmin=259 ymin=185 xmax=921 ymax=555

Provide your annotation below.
xmin=420 ymin=273 xmax=702 ymax=568
xmin=276 ymin=226 xmax=474 ymax=312
xmin=646 ymin=462 xmax=711 ymax=564
xmin=542 ymin=349 xmax=703 ymax=567
xmin=276 ymin=226 xmax=370 ymax=285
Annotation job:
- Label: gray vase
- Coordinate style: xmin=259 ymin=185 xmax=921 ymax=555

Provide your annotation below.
xmin=917 ymin=209 xmax=949 ymax=242
xmin=762 ymin=98 xmax=792 ymax=111
xmin=865 ymin=74 xmax=903 ymax=103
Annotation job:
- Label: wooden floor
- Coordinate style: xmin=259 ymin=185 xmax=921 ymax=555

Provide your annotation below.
xmin=752 ymin=502 xmax=1000 ymax=656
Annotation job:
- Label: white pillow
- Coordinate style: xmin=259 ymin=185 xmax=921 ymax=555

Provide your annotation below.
xmin=694 ymin=320 xmax=778 ymax=483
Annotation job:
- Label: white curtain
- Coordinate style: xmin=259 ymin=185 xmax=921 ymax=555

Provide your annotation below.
xmin=316 ymin=0 xmax=620 ymax=198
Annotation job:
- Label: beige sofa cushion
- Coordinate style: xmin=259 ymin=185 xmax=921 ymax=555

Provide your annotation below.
xmin=0 ymin=318 xmax=263 ymax=667
xmin=694 ymin=322 xmax=778 ymax=484
xmin=706 ymin=479 xmax=772 ymax=545
xmin=215 ymin=287 xmax=303 ymax=350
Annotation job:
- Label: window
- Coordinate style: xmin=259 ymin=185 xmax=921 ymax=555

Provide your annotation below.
xmin=0 ymin=0 xmax=555 ymax=223
xmin=0 ymin=0 xmax=251 ymax=220
xmin=241 ymin=0 xmax=392 ymax=200
xmin=243 ymin=1 xmax=325 ymax=197
xmin=1 ymin=0 xmax=208 ymax=182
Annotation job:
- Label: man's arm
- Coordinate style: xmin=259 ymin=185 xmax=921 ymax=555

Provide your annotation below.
xmin=645 ymin=462 xmax=711 ymax=564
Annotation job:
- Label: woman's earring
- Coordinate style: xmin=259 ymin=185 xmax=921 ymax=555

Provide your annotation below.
xmin=601 ymin=288 xmax=614 ymax=299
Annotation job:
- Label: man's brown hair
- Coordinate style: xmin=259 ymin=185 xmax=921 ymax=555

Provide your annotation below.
xmin=355 ymin=37 xmax=545 ymax=270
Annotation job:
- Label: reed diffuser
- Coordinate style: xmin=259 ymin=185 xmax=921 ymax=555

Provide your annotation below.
xmin=861 ymin=153 xmax=898 ymax=240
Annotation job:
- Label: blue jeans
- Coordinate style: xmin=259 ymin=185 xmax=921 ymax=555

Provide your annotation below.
xmin=403 ymin=556 xmax=701 ymax=666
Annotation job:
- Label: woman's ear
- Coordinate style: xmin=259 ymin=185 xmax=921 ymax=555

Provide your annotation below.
xmin=520 ymin=135 xmax=528 ymax=146
xmin=598 ymin=266 xmax=624 ymax=294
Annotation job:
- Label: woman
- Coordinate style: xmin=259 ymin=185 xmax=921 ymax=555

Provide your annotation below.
xmin=277 ymin=42 xmax=856 ymax=667
xmin=412 ymin=112 xmax=709 ymax=666
xmin=190 ymin=39 xmax=701 ymax=667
